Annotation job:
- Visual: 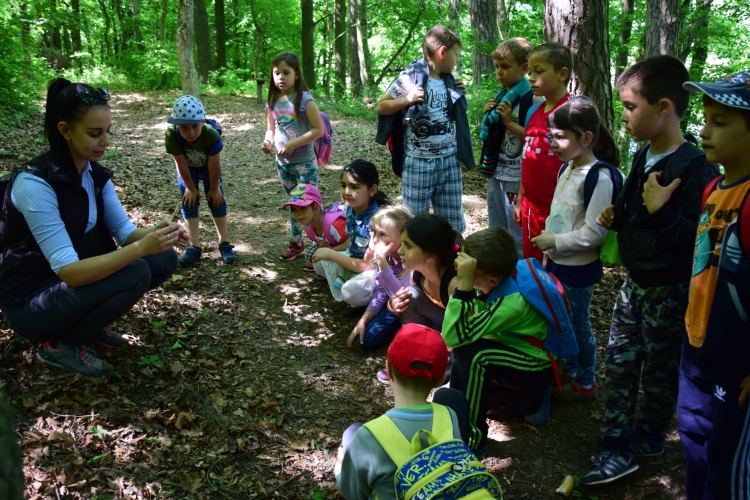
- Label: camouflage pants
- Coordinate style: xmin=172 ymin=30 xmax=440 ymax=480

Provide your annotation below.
xmin=600 ymin=275 xmax=689 ymax=448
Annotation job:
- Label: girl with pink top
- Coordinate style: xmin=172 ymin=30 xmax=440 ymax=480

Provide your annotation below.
xmin=530 ymin=97 xmax=620 ymax=402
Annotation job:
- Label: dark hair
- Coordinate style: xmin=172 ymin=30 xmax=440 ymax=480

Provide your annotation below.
xmin=462 ymin=227 xmax=518 ymax=281
xmin=390 ymin=363 xmax=444 ymax=394
xmin=267 ymin=52 xmax=309 ymax=119
xmin=341 ymin=159 xmax=391 ymax=207
xmin=493 ymin=37 xmax=532 ymax=65
xmin=402 ymin=214 xmax=457 ymax=270
xmin=548 ymin=97 xmax=621 ymax=167
xmin=617 ymin=55 xmax=690 ymax=118
xmin=528 ymin=42 xmax=573 ymax=84
xmin=45 ymin=78 xmax=110 ymax=167
xmin=423 ymin=25 xmax=461 ymax=58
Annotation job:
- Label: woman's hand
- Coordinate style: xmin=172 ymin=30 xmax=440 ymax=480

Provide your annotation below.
xmin=387 ymin=287 xmax=412 ymax=316
xmin=312 ymin=247 xmax=336 ymax=263
xmin=139 ymin=224 xmax=183 ymax=255
xmin=348 ymin=323 xmax=366 ymax=348
xmin=531 ymin=230 xmax=556 ymax=251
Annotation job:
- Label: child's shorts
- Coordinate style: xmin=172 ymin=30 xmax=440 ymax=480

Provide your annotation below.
xmin=177 ymin=165 xmax=227 ymax=219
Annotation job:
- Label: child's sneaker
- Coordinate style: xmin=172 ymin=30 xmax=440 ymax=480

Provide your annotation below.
xmin=579 ymin=450 xmax=638 ymax=487
xmin=280 ymin=240 xmax=304 ymax=261
xmin=376 ymin=368 xmax=390 ymax=385
xmin=552 ymin=379 xmax=597 ymax=403
xmin=179 ymin=245 xmax=202 ymax=266
xmin=219 ymin=241 xmax=236 ymax=264
xmin=302 ymin=260 xmax=315 ymax=272
xmin=629 ymin=427 xmax=665 ymax=457
xmin=90 ymin=326 xmax=127 ymax=349
xmin=37 ymin=341 xmax=112 ymax=377
xmin=524 ymin=386 xmax=551 ymax=426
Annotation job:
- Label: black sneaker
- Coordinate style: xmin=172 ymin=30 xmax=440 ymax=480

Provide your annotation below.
xmin=179 ymin=245 xmax=202 ymax=266
xmin=629 ymin=427 xmax=665 ymax=457
xmin=90 ymin=326 xmax=128 ymax=350
xmin=579 ymin=450 xmax=639 ymax=487
xmin=37 ymin=342 xmax=112 ymax=377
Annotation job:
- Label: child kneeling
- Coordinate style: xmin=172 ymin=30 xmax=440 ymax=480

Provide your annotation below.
xmin=445 ymin=227 xmax=554 ymax=452
xmin=335 ymin=324 xmax=470 ymax=499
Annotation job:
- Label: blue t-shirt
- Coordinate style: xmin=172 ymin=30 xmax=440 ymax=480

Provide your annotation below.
xmin=346 ymin=201 xmax=380 ymax=259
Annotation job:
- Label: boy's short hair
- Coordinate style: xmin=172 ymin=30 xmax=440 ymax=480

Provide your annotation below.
xmin=617 ymin=55 xmax=690 ymax=118
xmin=462 ymin=227 xmax=518 ymax=281
xmin=528 ymin=42 xmax=573 ymax=84
xmin=493 ymin=37 xmax=532 ymax=65
xmin=684 ymin=70 xmax=750 ymax=129
xmin=423 ymin=25 xmax=461 ymax=58
xmin=388 ymin=324 xmax=448 ymax=393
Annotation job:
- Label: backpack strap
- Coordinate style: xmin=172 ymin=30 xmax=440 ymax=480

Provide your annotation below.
xmin=517 ymin=91 xmax=535 ymax=130
xmin=321 ymin=202 xmax=345 ymax=245
xmin=524 ymin=100 xmax=544 ymax=129
xmin=701 ymin=176 xmax=721 ymax=209
xmin=660 ymin=141 xmax=706 ymax=186
xmin=582 ymin=160 xmax=622 ymax=210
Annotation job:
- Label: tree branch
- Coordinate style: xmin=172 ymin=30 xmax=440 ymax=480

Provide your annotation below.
xmin=374 ymin=0 xmax=426 ymax=89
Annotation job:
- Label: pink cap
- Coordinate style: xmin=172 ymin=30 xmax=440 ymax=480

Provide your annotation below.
xmin=282 ymin=184 xmax=322 ymax=209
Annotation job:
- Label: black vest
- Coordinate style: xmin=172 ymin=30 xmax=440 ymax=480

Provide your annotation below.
xmin=0 ymin=152 xmax=117 ymax=304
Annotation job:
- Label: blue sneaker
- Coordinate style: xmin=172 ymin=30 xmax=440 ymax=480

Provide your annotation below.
xmin=219 ymin=241 xmax=236 ymax=264
xmin=179 ymin=245 xmax=202 ymax=266
xmin=580 ymin=450 xmax=638 ymax=487
xmin=524 ymin=385 xmax=551 ymax=426
xmin=629 ymin=428 xmax=665 ymax=457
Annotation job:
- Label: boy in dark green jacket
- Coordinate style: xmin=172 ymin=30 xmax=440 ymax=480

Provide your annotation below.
xmin=443 ymin=227 xmax=553 ymax=452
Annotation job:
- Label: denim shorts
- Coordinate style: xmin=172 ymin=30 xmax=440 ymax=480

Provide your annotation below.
xmin=177 ymin=166 xmax=227 ymax=219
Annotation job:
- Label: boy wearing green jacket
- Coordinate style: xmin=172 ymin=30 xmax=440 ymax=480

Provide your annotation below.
xmin=444 ymin=227 xmax=554 ymax=452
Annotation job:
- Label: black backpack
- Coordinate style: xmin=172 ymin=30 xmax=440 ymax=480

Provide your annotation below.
xmin=557 ymin=160 xmax=624 ymax=210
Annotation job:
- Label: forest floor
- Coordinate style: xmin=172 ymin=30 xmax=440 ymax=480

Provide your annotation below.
xmin=0 ymin=91 xmax=687 ymax=499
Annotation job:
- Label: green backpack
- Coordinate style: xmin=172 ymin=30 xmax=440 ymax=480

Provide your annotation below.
xmin=364 ymin=403 xmax=503 ymax=500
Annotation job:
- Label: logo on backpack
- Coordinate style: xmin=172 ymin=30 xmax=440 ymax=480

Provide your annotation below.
xmin=364 ymin=404 xmax=503 ymax=500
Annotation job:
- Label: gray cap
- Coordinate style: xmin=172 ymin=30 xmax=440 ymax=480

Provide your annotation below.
xmin=167 ymin=95 xmax=206 ymax=124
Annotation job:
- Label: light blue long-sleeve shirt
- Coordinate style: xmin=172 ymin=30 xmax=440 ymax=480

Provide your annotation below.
xmin=10 ymin=162 xmax=137 ymax=274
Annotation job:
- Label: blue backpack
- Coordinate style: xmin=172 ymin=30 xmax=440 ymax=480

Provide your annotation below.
xmin=173 ymin=118 xmax=222 ymax=145
xmin=364 ymin=403 xmax=503 ymax=500
xmin=486 ymin=258 xmax=577 ymax=391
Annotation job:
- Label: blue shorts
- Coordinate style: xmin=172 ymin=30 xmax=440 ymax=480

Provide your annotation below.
xmin=177 ymin=166 xmax=227 ymax=219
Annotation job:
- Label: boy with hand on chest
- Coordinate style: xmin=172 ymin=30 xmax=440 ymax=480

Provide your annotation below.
xmin=376 ymin=24 xmax=474 ymax=234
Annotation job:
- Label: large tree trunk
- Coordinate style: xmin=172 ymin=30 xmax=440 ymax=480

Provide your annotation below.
xmin=614 ymin=0 xmax=634 ymax=83
xmin=112 ymin=0 xmax=129 ymax=52
xmin=215 ymin=0 xmax=227 ymax=69
xmin=447 ymin=0 xmax=462 ymax=75
xmin=644 ymin=0 xmax=682 ymax=57
xmin=194 ymin=0 xmax=213 ymax=83
xmin=348 ymin=0 xmax=363 ymax=97
xmin=357 ymin=0 xmax=371 ymax=92
xmin=0 ymin=398 xmax=24 ymax=500
xmin=545 ymin=0 xmax=615 ymax=132
xmin=469 ymin=0 xmax=497 ymax=87
xmin=497 ymin=0 xmax=509 ymax=39
xmin=301 ymin=0 xmax=315 ymax=87
xmin=97 ymin=0 xmax=112 ymax=61
xmin=177 ymin=0 xmax=201 ymax=96
xmin=160 ymin=0 xmax=168 ymax=43
xmin=682 ymin=0 xmax=712 ymax=129
xmin=71 ymin=0 xmax=82 ymax=53
xmin=334 ymin=0 xmax=346 ymax=99
xmin=130 ymin=0 xmax=144 ymax=50
xmin=231 ymin=0 xmax=240 ymax=67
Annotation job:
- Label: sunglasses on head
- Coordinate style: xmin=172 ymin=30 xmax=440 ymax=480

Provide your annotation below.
xmin=75 ymin=87 xmax=111 ymax=105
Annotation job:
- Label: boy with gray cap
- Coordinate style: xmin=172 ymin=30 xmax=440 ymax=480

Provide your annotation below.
xmin=165 ymin=95 xmax=235 ymax=265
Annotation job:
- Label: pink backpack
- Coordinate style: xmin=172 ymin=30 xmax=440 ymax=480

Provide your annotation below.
xmin=300 ymin=92 xmax=333 ymax=166
xmin=305 ymin=202 xmax=345 ymax=246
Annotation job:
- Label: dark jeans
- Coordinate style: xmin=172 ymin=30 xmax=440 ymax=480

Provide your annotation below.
xmin=354 ymin=308 xmax=401 ymax=351
xmin=1 ymin=249 xmax=177 ymax=347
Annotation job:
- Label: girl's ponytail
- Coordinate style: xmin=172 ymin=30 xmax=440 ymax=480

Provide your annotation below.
xmin=402 ymin=214 xmax=457 ymax=270
xmin=593 ymin=124 xmax=620 ymax=167
xmin=45 ymin=78 xmax=73 ymax=159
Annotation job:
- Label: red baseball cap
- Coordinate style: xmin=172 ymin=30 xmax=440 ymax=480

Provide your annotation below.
xmin=387 ymin=324 xmax=448 ymax=381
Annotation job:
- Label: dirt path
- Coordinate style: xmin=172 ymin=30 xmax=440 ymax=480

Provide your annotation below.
xmin=0 ymin=91 xmax=686 ymax=499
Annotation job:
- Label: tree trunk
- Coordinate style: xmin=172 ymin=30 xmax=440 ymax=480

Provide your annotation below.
xmin=130 ymin=0 xmax=144 ymax=50
xmin=97 ymin=0 xmax=112 ymax=60
xmin=545 ymin=0 xmax=615 ymax=132
xmin=0 ymin=398 xmax=24 ymax=500
xmin=194 ymin=0 xmax=213 ymax=83
xmin=348 ymin=0 xmax=362 ymax=97
xmin=497 ymin=0 xmax=509 ymax=39
xmin=357 ymin=0 xmax=371 ymax=92
xmin=374 ymin=0 xmax=425 ymax=89
xmin=334 ymin=0 xmax=346 ymax=99
xmin=20 ymin=3 xmax=32 ymax=71
xmin=682 ymin=0 xmax=711 ymax=129
xmin=51 ymin=0 xmax=62 ymax=52
xmin=644 ymin=0 xmax=682 ymax=57
xmin=160 ymin=0 xmax=168 ymax=43
xmin=614 ymin=0 xmax=634 ymax=83
xmin=231 ymin=0 xmax=240 ymax=67
xmin=447 ymin=0 xmax=462 ymax=75
xmin=177 ymin=0 xmax=201 ymax=96
xmin=71 ymin=0 xmax=82 ymax=53
xmin=469 ymin=0 xmax=497 ymax=87
xmin=324 ymin=0 xmax=332 ymax=95
xmin=215 ymin=0 xmax=227 ymax=69
xmin=112 ymin=0 xmax=129 ymax=52
xmin=301 ymin=0 xmax=315 ymax=87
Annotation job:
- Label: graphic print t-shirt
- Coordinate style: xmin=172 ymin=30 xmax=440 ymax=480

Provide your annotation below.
xmin=164 ymin=124 xmax=223 ymax=168
xmin=388 ymin=76 xmax=456 ymax=158
xmin=685 ymin=177 xmax=750 ymax=347
xmin=493 ymin=100 xmax=524 ymax=183
xmin=271 ymin=92 xmax=316 ymax=165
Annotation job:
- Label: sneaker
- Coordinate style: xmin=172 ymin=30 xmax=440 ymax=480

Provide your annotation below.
xmin=90 ymin=326 xmax=127 ymax=349
xmin=524 ymin=385 xmax=551 ymax=426
xmin=376 ymin=368 xmax=390 ymax=385
xmin=302 ymin=260 xmax=315 ymax=272
xmin=313 ymin=274 xmax=327 ymax=282
xmin=179 ymin=245 xmax=202 ymax=266
xmin=343 ymin=305 xmax=367 ymax=318
xmin=219 ymin=241 xmax=236 ymax=264
xmin=629 ymin=428 xmax=665 ymax=457
xmin=37 ymin=341 xmax=112 ymax=377
xmin=552 ymin=380 xmax=598 ymax=403
xmin=580 ymin=450 xmax=639 ymax=487
xmin=280 ymin=240 xmax=304 ymax=261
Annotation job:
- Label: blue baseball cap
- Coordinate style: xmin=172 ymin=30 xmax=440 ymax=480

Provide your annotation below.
xmin=168 ymin=95 xmax=206 ymax=124
xmin=683 ymin=71 xmax=750 ymax=111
